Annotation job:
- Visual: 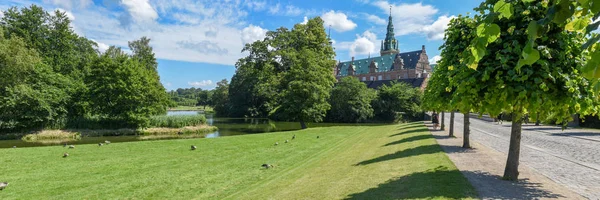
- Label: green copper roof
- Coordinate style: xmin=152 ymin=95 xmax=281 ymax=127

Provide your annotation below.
xmin=337 ymin=50 xmax=423 ymax=76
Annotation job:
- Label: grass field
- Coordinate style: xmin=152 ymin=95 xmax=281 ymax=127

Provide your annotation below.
xmin=0 ymin=122 xmax=476 ymax=199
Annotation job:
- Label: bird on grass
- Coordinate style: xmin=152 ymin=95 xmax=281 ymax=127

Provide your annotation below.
xmin=63 ymin=152 xmax=69 ymax=158
xmin=285 ymin=140 xmax=289 ymax=143
xmin=191 ymin=145 xmax=197 ymax=150
xmin=63 ymin=143 xmax=67 ymax=147
xmin=261 ymin=164 xmax=274 ymax=169
xmin=98 ymin=143 xmax=103 ymax=146
xmin=104 ymin=140 xmax=111 ymax=144
xmin=292 ymin=135 xmax=296 ymax=140
xmin=317 ymin=136 xmax=320 ymax=139
xmin=12 ymin=146 xmax=16 ymax=148
xmin=274 ymin=142 xmax=279 ymax=146
xmin=0 ymin=182 xmax=8 ymax=190
xmin=68 ymin=145 xmax=75 ymax=149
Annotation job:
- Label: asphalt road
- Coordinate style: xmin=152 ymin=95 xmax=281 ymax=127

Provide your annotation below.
xmin=443 ymin=113 xmax=600 ymax=199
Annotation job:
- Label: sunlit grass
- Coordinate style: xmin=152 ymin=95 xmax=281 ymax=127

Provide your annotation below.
xmin=1 ymin=123 xmax=475 ymax=199
xmin=148 ymin=115 xmax=207 ymax=128
xmin=21 ymin=130 xmax=81 ymax=143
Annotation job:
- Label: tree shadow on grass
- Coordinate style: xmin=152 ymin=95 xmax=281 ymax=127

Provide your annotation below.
xmin=460 ymin=170 xmax=565 ymax=199
xmin=389 ymin=128 xmax=428 ymax=137
xmin=354 ymin=144 xmax=441 ymax=166
xmin=396 ymin=124 xmax=425 ymax=130
xmin=344 ymin=166 xmax=477 ymax=199
xmin=383 ymin=134 xmax=433 ymax=147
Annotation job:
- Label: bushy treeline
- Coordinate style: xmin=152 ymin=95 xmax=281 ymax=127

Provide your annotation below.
xmin=0 ymin=5 xmax=170 ymax=133
xmin=168 ymin=87 xmax=213 ymax=108
xmin=207 ymin=17 xmax=423 ymax=124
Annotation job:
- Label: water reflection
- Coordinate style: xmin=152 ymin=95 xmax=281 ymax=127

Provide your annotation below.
xmin=0 ymin=111 xmax=389 ymax=148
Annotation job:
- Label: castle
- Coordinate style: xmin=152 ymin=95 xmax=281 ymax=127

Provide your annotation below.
xmin=333 ymin=9 xmax=432 ymax=90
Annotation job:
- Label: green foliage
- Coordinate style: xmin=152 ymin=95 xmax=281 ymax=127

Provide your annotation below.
xmin=211 ymin=79 xmax=231 ymax=116
xmin=167 ymin=88 xmax=212 ymax=107
xmin=87 ymin=47 xmax=167 ymax=128
xmin=0 ymin=28 xmax=72 ymax=132
xmin=372 ymin=82 xmax=423 ymax=122
xmin=230 ymin=17 xmax=336 ymax=124
xmin=148 ymin=115 xmax=207 ymax=128
xmin=326 ymin=77 xmax=376 ymax=123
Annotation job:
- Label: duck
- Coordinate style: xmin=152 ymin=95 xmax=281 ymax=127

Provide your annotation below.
xmin=68 ymin=145 xmax=75 ymax=149
xmin=285 ymin=140 xmax=289 ymax=143
xmin=98 ymin=143 xmax=104 ymax=146
xmin=63 ymin=143 xmax=67 ymax=147
xmin=261 ymin=164 xmax=273 ymax=169
xmin=0 ymin=182 xmax=8 ymax=190
xmin=63 ymin=152 xmax=69 ymax=158
xmin=104 ymin=140 xmax=111 ymax=144
xmin=191 ymin=145 xmax=197 ymax=150
xmin=292 ymin=135 xmax=296 ymax=140
xmin=317 ymin=136 xmax=320 ymax=139
xmin=12 ymin=146 xmax=16 ymax=148
xmin=274 ymin=142 xmax=279 ymax=146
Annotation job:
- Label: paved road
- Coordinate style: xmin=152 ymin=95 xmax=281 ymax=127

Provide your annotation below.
xmin=443 ymin=113 xmax=600 ymax=199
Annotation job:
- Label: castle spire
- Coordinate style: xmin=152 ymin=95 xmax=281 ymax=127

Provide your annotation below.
xmin=380 ymin=5 xmax=399 ymax=56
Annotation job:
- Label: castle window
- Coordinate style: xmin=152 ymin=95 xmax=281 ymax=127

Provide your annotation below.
xmin=370 ymin=76 xmax=375 ymax=81
xmin=378 ymin=75 xmax=383 ymax=80
xmin=362 ymin=77 xmax=366 ymax=81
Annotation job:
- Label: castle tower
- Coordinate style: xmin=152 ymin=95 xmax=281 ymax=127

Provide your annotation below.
xmin=380 ymin=6 xmax=399 ymax=56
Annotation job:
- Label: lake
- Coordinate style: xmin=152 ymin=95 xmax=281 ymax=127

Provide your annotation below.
xmin=0 ymin=111 xmax=388 ymax=148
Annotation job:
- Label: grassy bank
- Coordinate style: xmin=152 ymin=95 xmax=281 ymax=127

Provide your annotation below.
xmin=0 ymin=122 xmax=476 ymax=199
xmin=21 ymin=130 xmax=81 ymax=144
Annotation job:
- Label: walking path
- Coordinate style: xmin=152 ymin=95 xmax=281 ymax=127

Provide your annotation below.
xmin=428 ymin=119 xmax=586 ymax=199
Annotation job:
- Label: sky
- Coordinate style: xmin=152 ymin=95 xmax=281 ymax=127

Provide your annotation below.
xmin=0 ymin=0 xmax=483 ymax=90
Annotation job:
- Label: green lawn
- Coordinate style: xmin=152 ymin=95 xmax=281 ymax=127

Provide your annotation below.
xmin=0 ymin=122 xmax=476 ymax=199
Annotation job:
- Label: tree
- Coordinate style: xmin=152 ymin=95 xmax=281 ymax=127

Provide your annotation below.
xmin=128 ymin=37 xmax=169 ymax=115
xmin=326 ymin=77 xmax=376 ymax=123
xmin=372 ymin=82 xmax=423 ymax=122
xmin=87 ymin=47 xmax=165 ymax=128
xmin=276 ymin=18 xmax=337 ymax=129
xmin=459 ymin=0 xmax=598 ymax=180
xmin=212 ymin=79 xmax=230 ymax=116
xmin=0 ymin=27 xmax=71 ymax=132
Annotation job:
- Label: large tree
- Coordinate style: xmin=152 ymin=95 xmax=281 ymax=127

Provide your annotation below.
xmin=460 ymin=0 xmax=598 ymax=180
xmin=0 ymin=27 xmax=71 ymax=132
xmin=212 ymin=79 xmax=231 ymax=116
xmin=87 ymin=47 xmax=165 ymax=128
xmin=128 ymin=37 xmax=169 ymax=115
xmin=326 ymin=77 xmax=376 ymax=123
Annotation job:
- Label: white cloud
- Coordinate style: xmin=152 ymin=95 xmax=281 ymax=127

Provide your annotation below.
xmin=321 ymin=11 xmax=357 ymax=32
xmin=422 ymin=15 xmax=455 ymax=40
xmin=245 ymin=0 xmax=266 ymax=11
xmin=172 ymin=13 xmax=200 ymax=24
xmin=91 ymin=39 xmax=110 ymax=53
xmin=188 ymin=80 xmax=214 ymax=87
xmin=285 ymin=5 xmax=303 ymax=16
xmin=301 ymin=16 xmax=308 ymax=25
xmin=55 ymin=8 xmax=75 ymax=21
xmin=337 ymin=30 xmax=379 ymax=57
xmin=373 ymin=1 xmax=438 ymax=36
xmin=365 ymin=14 xmax=386 ymax=25
xmin=268 ymin=3 xmax=280 ymax=14
xmin=241 ymin=24 xmax=268 ymax=45
xmin=429 ymin=55 xmax=441 ymax=64
xmin=120 ymin=0 xmax=158 ymax=24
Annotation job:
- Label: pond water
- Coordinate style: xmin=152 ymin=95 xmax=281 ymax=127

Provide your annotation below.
xmin=0 ymin=111 xmax=388 ymax=148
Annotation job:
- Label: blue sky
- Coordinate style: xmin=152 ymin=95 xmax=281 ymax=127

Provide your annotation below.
xmin=1 ymin=0 xmax=482 ymax=90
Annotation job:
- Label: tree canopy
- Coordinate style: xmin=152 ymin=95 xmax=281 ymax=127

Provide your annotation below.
xmin=326 ymin=77 xmax=376 ymax=123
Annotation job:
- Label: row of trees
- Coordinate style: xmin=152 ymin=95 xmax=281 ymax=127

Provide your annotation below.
xmin=0 ymin=5 xmax=170 ymax=132
xmin=209 ymin=17 xmax=423 ymax=127
xmin=424 ymin=0 xmax=600 ymax=181
xmin=168 ymin=87 xmax=213 ymax=108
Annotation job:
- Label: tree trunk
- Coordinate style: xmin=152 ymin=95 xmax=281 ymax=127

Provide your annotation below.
xmin=462 ymin=112 xmax=471 ymax=148
xmin=300 ymin=120 xmax=307 ymax=129
xmin=441 ymin=112 xmax=445 ymax=130
xmin=535 ymin=112 xmax=540 ymax=126
xmin=449 ymin=112 xmax=455 ymax=137
xmin=503 ymin=114 xmax=523 ymax=181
